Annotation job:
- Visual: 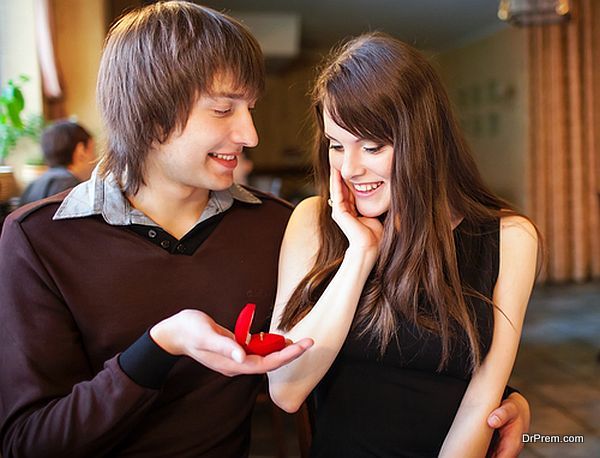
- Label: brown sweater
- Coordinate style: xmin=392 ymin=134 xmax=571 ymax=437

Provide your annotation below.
xmin=0 ymin=190 xmax=292 ymax=457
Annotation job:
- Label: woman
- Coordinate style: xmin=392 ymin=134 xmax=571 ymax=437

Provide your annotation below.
xmin=268 ymin=33 xmax=538 ymax=457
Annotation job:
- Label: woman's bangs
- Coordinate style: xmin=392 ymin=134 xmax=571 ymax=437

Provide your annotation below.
xmin=324 ymin=77 xmax=392 ymax=145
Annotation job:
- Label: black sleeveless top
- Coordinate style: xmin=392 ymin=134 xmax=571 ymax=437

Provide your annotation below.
xmin=310 ymin=217 xmax=500 ymax=458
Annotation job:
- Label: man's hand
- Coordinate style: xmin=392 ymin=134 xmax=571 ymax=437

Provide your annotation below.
xmin=150 ymin=309 xmax=313 ymax=376
xmin=487 ymin=392 xmax=531 ymax=458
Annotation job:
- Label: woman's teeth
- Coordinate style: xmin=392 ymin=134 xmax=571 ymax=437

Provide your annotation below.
xmin=353 ymin=182 xmax=383 ymax=192
xmin=209 ymin=153 xmax=236 ymax=160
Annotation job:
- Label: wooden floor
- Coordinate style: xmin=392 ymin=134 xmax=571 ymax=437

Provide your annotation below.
xmin=250 ymin=281 xmax=600 ymax=458
xmin=514 ymin=282 xmax=599 ymax=457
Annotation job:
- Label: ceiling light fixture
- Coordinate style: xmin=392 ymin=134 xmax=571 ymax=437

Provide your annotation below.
xmin=498 ymin=0 xmax=571 ymax=26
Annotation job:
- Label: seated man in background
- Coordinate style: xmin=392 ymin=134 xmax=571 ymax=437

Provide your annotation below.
xmin=20 ymin=119 xmax=96 ymax=205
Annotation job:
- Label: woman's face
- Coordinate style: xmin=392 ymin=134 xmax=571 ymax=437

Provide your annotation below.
xmin=324 ymin=110 xmax=394 ymax=217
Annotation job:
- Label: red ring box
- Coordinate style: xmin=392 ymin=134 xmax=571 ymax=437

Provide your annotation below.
xmin=234 ymin=303 xmax=286 ymax=356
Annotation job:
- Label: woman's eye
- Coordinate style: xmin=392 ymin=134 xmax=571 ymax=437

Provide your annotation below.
xmin=363 ymin=145 xmax=382 ymax=154
xmin=328 ymin=144 xmax=343 ymax=152
xmin=213 ymin=108 xmax=231 ymax=115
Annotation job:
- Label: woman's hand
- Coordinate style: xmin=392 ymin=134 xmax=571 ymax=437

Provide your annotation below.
xmin=329 ymin=167 xmax=383 ymax=254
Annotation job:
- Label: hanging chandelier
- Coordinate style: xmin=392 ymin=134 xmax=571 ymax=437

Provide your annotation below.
xmin=498 ymin=0 xmax=571 ymax=26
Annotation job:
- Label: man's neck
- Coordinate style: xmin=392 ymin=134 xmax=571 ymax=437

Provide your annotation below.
xmin=128 ymin=182 xmax=210 ymax=240
xmin=66 ymin=164 xmax=82 ymax=181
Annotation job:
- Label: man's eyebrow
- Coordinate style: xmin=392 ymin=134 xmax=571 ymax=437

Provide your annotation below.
xmin=209 ymin=92 xmax=248 ymax=100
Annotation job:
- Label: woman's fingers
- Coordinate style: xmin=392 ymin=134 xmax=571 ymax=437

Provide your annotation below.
xmin=327 ymin=167 xmax=383 ymax=252
xmin=330 ymin=167 xmax=354 ymax=215
xmin=329 ymin=166 xmax=342 ymax=207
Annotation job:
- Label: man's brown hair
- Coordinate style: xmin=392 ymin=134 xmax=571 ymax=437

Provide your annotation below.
xmin=97 ymin=1 xmax=265 ymax=194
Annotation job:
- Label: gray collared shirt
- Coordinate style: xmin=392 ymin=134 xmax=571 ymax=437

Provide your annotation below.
xmin=53 ymin=167 xmax=261 ymax=229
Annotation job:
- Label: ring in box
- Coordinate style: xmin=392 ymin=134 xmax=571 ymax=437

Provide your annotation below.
xmin=234 ymin=303 xmax=286 ymax=356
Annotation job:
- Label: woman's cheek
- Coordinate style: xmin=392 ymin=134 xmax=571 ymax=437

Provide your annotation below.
xmin=328 ymin=152 xmax=343 ymax=170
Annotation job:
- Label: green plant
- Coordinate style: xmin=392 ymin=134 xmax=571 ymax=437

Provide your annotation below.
xmin=0 ymin=75 xmax=45 ymax=165
xmin=25 ymin=155 xmax=47 ymax=166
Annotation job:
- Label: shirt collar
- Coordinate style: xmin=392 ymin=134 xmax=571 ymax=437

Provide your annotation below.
xmin=53 ymin=165 xmax=261 ymax=226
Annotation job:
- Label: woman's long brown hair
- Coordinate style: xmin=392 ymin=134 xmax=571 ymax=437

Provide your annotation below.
xmin=278 ymin=33 xmax=527 ymax=372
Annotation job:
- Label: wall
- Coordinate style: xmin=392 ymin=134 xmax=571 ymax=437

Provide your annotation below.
xmin=0 ymin=0 xmax=43 ymax=186
xmin=435 ymin=27 xmax=529 ymax=211
xmin=248 ymin=52 xmax=325 ymax=200
xmin=0 ymin=0 xmax=42 ymax=113
xmin=252 ymin=53 xmax=322 ymax=168
xmin=53 ymin=0 xmax=106 ymax=136
xmin=0 ymin=0 xmax=106 ymax=189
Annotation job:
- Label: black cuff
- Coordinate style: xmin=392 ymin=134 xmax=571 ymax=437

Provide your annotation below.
xmin=118 ymin=330 xmax=180 ymax=389
xmin=503 ymin=385 xmax=520 ymax=399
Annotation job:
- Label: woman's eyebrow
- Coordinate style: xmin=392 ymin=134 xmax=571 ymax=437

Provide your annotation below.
xmin=324 ymin=133 xmax=363 ymax=144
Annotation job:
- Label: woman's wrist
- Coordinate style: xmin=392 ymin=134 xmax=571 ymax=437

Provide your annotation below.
xmin=344 ymin=245 xmax=379 ymax=267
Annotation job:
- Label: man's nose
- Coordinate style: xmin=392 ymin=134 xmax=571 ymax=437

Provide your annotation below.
xmin=231 ymin=109 xmax=258 ymax=148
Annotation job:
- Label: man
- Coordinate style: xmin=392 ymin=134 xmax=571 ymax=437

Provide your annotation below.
xmin=20 ymin=120 xmax=96 ymax=205
xmin=0 ymin=2 xmax=529 ymax=457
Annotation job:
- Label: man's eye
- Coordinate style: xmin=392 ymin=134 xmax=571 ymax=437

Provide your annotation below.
xmin=328 ymin=144 xmax=343 ymax=152
xmin=214 ymin=108 xmax=231 ymax=115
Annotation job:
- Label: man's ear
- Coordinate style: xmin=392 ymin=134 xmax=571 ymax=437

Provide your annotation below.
xmin=71 ymin=142 xmax=86 ymax=165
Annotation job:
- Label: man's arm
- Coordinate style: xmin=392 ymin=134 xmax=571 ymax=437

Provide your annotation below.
xmin=0 ymin=215 xmax=312 ymax=457
xmin=0 ymin=217 xmax=159 ymax=457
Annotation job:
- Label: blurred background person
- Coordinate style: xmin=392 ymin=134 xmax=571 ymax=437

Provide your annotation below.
xmin=20 ymin=120 xmax=95 ymax=206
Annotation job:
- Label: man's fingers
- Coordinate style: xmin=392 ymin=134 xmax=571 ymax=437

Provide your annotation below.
xmin=285 ymin=337 xmax=314 ymax=351
xmin=196 ymin=338 xmax=314 ymax=374
xmin=241 ymin=338 xmax=314 ymax=373
xmin=490 ymin=431 xmax=525 ymax=458
xmin=488 ymin=397 xmax=519 ymax=428
xmin=212 ymin=325 xmax=235 ymax=340
xmin=256 ymin=338 xmax=314 ymax=371
xmin=191 ymin=338 xmax=314 ymax=376
xmin=202 ymin=332 xmax=247 ymax=363
xmin=492 ymin=440 xmax=523 ymax=458
xmin=487 ymin=394 xmax=529 ymax=457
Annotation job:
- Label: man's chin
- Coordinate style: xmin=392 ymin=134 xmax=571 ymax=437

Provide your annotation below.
xmin=206 ymin=177 xmax=234 ymax=192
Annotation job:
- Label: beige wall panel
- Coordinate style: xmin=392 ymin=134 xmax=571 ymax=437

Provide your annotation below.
xmin=436 ymin=27 xmax=529 ymax=212
xmin=53 ymin=0 xmax=106 ymax=136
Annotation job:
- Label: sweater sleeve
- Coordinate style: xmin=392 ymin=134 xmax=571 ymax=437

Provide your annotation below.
xmin=0 ymin=215 xmax=160 ymax=457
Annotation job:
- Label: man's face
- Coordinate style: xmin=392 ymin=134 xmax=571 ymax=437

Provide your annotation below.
xmin=145 ymin=78 xmax=258 ymax=195
xmin=81 ymin=138 xmax=96 ymax=179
